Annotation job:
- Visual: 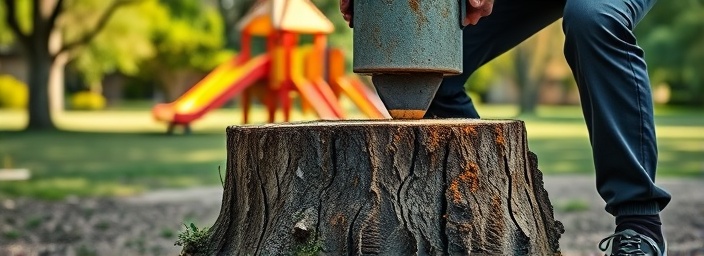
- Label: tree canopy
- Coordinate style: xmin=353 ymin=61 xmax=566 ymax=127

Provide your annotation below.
xmin=69 ymin=0 xmax=157 ymax=88
xmin=71 ymin=0 xmax=232 ymax=90
xmin=2 ymin=0 xmax=703 ymax=127
xmin=1 ymin=0 xmax=140 ymax=130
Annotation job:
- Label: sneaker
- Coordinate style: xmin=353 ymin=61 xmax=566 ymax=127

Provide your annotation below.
xmin=599 ymin=229 xmax=667 ymax=256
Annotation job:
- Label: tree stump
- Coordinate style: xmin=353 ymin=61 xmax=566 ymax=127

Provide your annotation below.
xmin=199 ymin=119 xmax=563 ymax=255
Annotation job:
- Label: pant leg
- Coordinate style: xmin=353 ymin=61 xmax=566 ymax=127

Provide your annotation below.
xmin=562 ymin=0 xmax=671 ymax=216
xmin=425 ymin=0 xmax=565 ymax=118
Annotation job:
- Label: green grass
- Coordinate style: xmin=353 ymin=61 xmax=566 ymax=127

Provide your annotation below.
xmin=554 ymin=199 xmax=591 ymax=213
xmin=474 ymin=104 xmax=704 ymax=177
xmin=0 ymin=104 xmax=702 ymax=199
xmin=3 ymin=229 xmax=21 ymax=240
xmin=0 ymin=131 xmax=226 ymax=199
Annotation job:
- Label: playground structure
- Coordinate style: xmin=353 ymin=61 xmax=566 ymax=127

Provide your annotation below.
xmin=152 ymin=0 xmax=389 ymax=133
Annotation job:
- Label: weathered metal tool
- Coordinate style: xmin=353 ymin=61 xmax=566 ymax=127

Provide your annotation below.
xmin=353 ymin=0 xmax=466 ymax=119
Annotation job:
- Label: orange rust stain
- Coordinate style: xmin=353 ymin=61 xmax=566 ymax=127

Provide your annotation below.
xmin=408 ymin=0 xmax=428 ymax=31
xmin=463 ymin=162 xmax=480 ymax=192
xmin=330 ymin=213 xmax=346 ymax=226
xmin=492 ymin=195 xmax=502 ymax=207
xmin=409 ymin=0 xmax=421 ymax=15
xmin=424 ymin=128 xmax=449 ymax=153
xmin=449 ymin=180 xmax=462 ymax=204
xmin=457 ymin=223 xmax=473 ymax=233
xmin=462 ymin=126 xmax=477 ymax=136
xmin=449 ymin=162 xmax=480 ymax=204
xmin=428 ymin=132 xmax=440 ymax=151
xmin=495 ymin=126 xmax=505 ymax=146
xmin=488 ymin=195 xmax=506 ymax=234
xmin=422 ymin=128 xmax=451 ymax=166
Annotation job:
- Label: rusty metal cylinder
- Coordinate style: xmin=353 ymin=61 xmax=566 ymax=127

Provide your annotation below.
xmin=353 ymin=0 xmax=464 ymax=75
xmin=352 ymin=0 xmax=466 ymax=119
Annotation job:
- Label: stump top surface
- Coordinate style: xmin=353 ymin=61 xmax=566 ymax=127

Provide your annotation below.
xmin=229 ymin=119 xmax=521 ymax=131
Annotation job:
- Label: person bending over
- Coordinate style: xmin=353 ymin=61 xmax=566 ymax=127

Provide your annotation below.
xmin=341 ymin=0 xmax=671 ymax=255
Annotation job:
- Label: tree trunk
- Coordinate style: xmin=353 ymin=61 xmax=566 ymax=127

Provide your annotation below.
xmin=25 ymin=50 xmax=57 ymax=131
xmin=514 ymin=22 xmax=564 ymax=115
xmin=218 ymin=0 xmax=257 ymax=50
xmin=156 ymin=68 xmax=204 ymax=102
xmin=197 ymin=120 xmax=563 ymax=255
xmin=515 ymin=48 xmax=541 ymax=116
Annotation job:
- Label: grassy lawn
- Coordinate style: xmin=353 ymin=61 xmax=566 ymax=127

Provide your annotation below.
xmin=0 ymin=104 xmax=702 ymax=199
xmin=498 ymin=105 xmax=704 ymax=177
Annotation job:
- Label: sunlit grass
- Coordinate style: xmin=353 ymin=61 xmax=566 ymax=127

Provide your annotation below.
xmin=476 ymin=104 xmax=704 ymax=177
xmin=0 ymin=103 xmax=702 ymax=199
xmin=0 ymin=98 xmax=368 ymax=133
xmin=0 ymin=131 xmax=226 ymax=199
xmin=554 ymin=198 xmax=591 ymax=213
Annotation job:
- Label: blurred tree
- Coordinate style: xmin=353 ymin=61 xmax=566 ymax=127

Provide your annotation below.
xmin=637 ymin=0 xmax=704 ymax=105
xmin=217 ymin=0 xmax=256 ymax=50
xmin=0 ymin=0 xmax=139 ymax=131
xmin=310 ymin=0 xmax=353 ymax=56
xmin=69 ymin=0 xmax=158 ymax=93
xmin=0 ymin=5 xmax=16 ymax=46
xmin=514 ymin=22 xmax=564 ymax=114
xmin=464 ymin=51 xmax=514 ymax=104
xmin=146 ymin=0 xmax=233 ymax=101
xmin=68 ymin=0 xmax=232 ymax=102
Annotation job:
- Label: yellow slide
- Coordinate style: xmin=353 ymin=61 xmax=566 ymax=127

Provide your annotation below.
xmin=153 ymin=54 xmax=270 ymax=125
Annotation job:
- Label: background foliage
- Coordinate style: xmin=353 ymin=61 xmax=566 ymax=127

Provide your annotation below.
xmin=637 ymin=0 xmax=704 ymax=105
xmin=1 ymin=0 xmax=702 ymax=106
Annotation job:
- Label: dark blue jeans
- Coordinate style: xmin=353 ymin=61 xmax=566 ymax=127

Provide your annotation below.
xmin=426 ymin=0 xmax=671 ymax=216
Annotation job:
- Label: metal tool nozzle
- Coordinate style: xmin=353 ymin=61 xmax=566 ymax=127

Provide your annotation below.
xmin=372 ymin=73 xmax=443 ymax=119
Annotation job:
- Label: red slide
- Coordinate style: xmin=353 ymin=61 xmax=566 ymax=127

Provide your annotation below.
xmin=333 ymin=76 xmax=390 ymax=119
xmin=292 ymin=78 xmax=344 ymax=120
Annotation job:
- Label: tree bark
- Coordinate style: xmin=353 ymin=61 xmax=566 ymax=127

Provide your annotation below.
xmin=199 ymin=119 xmax=563 ymax=255
xmin=25 ymin=49 xmax=57 ymax=131
xmin=217 ymin=0 xmax=257 ymax=50
xmin=515 ymin=48 xmax=541 ymax=116
xmin=23 ymin=0 xmax=58 ymax=131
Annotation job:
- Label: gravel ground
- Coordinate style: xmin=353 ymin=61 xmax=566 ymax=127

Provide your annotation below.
xmin=544 ymin=176 xmax=704 ymax=256
xmin=1 ymin=176 xmax=702 ymax=256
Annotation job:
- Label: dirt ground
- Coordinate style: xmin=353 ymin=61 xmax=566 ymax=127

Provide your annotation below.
xmin=1 ymin=175 xmax=702 ymax=256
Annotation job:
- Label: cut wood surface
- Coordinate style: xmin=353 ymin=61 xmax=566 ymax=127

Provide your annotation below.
xmin=198 ymin=119 xmax=563 ymax=255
